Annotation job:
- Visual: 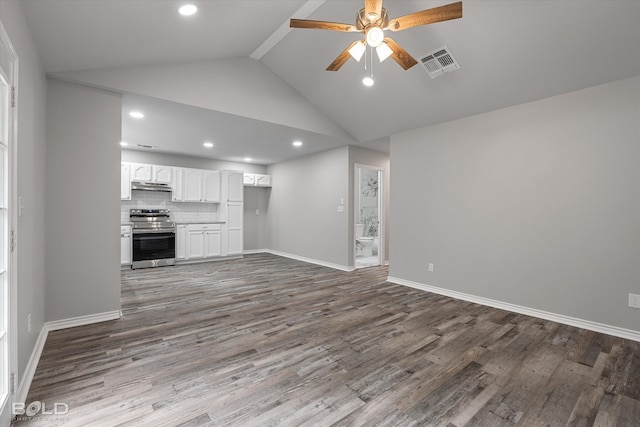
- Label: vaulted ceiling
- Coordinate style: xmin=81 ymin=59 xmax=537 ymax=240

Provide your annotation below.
xmin=21 ymin=0 xmax=640 ymax=164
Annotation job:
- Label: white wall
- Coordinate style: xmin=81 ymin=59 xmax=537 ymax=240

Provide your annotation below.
xmin=45 ymin=79 xmax=122 ymax=321
xmin=0 ymin=0 xmax=47 ymax=393
xmin=390 ymin=76 xmax=640 ymax=334
xmin=267 ymin=146 xmax=350 ymax=268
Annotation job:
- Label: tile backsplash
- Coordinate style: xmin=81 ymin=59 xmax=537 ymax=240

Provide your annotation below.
xmin=121 ymin=191 xmax=219 ymax=223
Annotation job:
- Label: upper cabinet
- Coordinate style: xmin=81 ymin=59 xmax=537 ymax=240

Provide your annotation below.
xmin=226 ymin=171 xmax=244 ymax=202
xmin=121 ymin=163 xmax=131 ymax=200
xmin=130 ymin=163 xmax=151 ymax=182
xmin=152 ymin=165 xmax=172 ymax=184
xmin=244 ymin=173 xmax=272 ymax=188
xmin=130 ymin=163 xmax=172 ymax=184
xmin=175 ymin=168 xmax=220 ymax=203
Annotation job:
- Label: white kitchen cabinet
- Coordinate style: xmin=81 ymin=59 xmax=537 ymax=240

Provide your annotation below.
xmin=243 ymin=173 xmax=272 ymax=188
xmin=176 ymin=224 xmax=187 ymax=260
xmin=121 ymin=163 xmax=131 ymax=200
xmin=183 ymin=168 xmax=203 ymax=202
xmin=187 ymin=228 xmax=205 ymax=259
xmin=255 ymin=174 xmax=272 ymax=187
xmin=180 ymin=168 xmax=220 ymax=203
xmin=205 ymin=230 xmax=222 ymax=257
xmin=171 ymin=168 xmax=184 ymax=202
xmin=243 ymin=174 xmax=255 ymax=186
xmin=120 ymin=225 xmax=132 ymax=265
xmin=185 ymin=224 xmax=222 ymax=259
xmin=226 ymin=171 xmax=244 ymax=201
xmin=203 ymin=170 xmax=221 ymax=203
xmin=130 ymin=163 xmax=152 ymax=182
xmin=152 ymin=165 xmax=173 ymax=184
xmin=226 ymin=202 xmax=243 ymax=256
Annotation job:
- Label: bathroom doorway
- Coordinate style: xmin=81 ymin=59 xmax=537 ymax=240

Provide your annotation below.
xmin=354 ymin=164 xmax=383 ymax=269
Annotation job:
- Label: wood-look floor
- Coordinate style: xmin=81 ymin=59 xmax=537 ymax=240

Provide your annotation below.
xmin=14 ymin=253 xmax=640 ymax=426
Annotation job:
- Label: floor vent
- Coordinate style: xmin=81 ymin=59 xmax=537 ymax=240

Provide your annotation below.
xmin=419 ymin=45 xmax=460 ymax=79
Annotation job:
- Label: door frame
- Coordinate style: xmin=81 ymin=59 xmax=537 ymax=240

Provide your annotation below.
xmin=353 ymin=163 xmax=384 ymax=269
xmin=0 ymin=18 xmax=18 ymax=425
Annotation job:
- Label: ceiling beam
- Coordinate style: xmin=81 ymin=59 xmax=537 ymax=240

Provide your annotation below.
xmin=251 ymin=0 xmax=326 ymax=60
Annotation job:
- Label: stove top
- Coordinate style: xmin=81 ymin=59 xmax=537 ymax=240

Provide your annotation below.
xmin=130 ymin=209 xmax=175 ymax=233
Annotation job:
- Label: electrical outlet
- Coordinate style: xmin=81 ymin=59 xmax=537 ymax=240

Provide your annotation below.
xmin=28 ymin=313 xmax=32 ymax=333
xmin=428 ymin=263 xmax=434 ymax=272
xmin=629 ymin=293 xmax=640 ymax=309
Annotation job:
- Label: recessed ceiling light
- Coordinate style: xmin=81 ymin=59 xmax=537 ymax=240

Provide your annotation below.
xmin=244 ymin=157 xmax=252 ymax=162
xmin=362 ymin=77 xmax=374 ymax=87
xmin=129 ymin=111 xmax=144 ymax=119
xmin=119 ymin=141 xmax=128 ymax=147
xmin=292 ymin=141 xmax=303 ymax=147
xmin=203 ymin=141 xmax=214 ymax=148
xmin=178 ymin=4 xmax=198 ymax=16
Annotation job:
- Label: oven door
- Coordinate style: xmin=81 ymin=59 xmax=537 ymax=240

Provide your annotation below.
xmin=132 ymin=231 xmax=176 ymax=268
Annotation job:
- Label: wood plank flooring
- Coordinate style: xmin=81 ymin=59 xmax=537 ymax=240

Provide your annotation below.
xmin=14 ymin=253 xmax=640 ymax=426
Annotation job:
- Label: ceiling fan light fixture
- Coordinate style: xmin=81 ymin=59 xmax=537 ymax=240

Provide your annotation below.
xmin=348 ymin=41 xmax=366 ymax=62
xmin=366 ymin=26 xmax=384 ymax=48
xmin=376 ymin=42 xmax=393 ymax=62
xmin=362 ymin=76 xmax=374 ymax=87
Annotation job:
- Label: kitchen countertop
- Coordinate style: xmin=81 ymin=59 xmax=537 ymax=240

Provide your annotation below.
xmin=175 ymin=221 xmax=226 ymax=225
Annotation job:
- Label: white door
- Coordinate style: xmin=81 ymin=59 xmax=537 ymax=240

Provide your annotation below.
xmin=227 ymin=171 xmax=243 ymax=202
xmin=152 ymin=165 xmax=172 ymax=184
xmin=131 ymin=163 xmax=152 ymax=182
xmin=183 ymin=169 xmax=203 ymax=202
xmin=205 ymin=231 xmax=221 ymax=257
xmin=120 ymin=163 xmax=131 ymax=200
xmin=186 ymin=230 xmax=205 ymax=259
xmin=226 ymin=202 xmax=243 ymax=255
xmin=203 ymin=171 xmax=220 ymax=203
xmin=0 ymin=21 xmax=16 ymax=425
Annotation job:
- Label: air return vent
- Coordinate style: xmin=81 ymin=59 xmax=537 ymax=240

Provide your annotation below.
xmin=419 ymin=45 xmax=460 ymax=79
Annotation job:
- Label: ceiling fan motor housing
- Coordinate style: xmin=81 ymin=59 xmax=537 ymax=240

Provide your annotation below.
xmin=356 ymin=8 xmax=390 ymax=31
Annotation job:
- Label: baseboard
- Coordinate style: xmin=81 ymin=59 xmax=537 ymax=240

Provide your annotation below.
xmin=15 ymin=310 xmax=122 ymax=406
xmin=46 ymin=310 xmax=122 ymax=332
xmin=15 ymin=325 xmax=48 ymax=405
xmin=243 ymin=249 xmax=269 ymax=255
xmin=387 ymin=276 xmax=640 ymax=343
xmin=266 ymin=249 xmax=355 ymax=272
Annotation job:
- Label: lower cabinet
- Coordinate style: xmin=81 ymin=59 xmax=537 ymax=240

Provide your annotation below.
xmin=182 ymin=224 xmax=221 ymax=260
xmin=176 ymin=224 xmax=187 ymax=259
xmin=120 ymin=225 xmax=132 ymax=265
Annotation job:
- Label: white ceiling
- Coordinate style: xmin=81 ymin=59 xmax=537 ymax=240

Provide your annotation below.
xmin=21 ymin=0 xmax=640 ymax=164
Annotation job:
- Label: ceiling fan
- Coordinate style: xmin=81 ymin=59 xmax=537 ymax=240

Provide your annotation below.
xmin=290 ymin=0 xmax=462 ymax=71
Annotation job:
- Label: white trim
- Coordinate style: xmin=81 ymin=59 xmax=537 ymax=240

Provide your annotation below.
xmin=387 ymin=276 xmax=640 ymax=343
xmin=265 ymin=249 xmax=355 ymax=272
xmin=243 ymin=249 xmax=269 ymax=255
xmin=15 ymin=310 xmax=122 ymax=405
xmin=15 ymin=325 xmax=47 ymax=406
xmin=46 ymin=310 xmax=121 ymax=332
xmin=250 ymin=1 xmax=326 ymax=60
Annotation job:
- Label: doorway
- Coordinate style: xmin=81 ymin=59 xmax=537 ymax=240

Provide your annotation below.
xmin=354 ymin=164 xmax=383 ymax=269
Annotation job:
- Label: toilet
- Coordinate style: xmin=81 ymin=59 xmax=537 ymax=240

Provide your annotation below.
xmin=356 ymin=224 xmax=375 ymax=257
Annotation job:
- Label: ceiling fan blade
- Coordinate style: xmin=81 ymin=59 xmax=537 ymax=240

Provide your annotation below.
xmin=290 ymin=19 xmax=358 ymax=32
xmin=383 ymin=37 xmax=418 ymax=70
xmin=326 ymin=40 xmax=362 ymax=71
xmin=388 ymin=1 xmax=462 ymax=32
xmin=365 ymin=0 xmax=383 ymax=20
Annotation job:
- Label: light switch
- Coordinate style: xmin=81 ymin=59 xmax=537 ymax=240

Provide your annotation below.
xmin=19 ymin=196 xmax=24 ymax=217
xmin=337 ymin=206 xmax=344 ymax=213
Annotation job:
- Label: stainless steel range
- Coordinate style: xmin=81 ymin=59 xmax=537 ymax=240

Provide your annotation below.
xmin=130 ymin=209 xmax=176 ymax=269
